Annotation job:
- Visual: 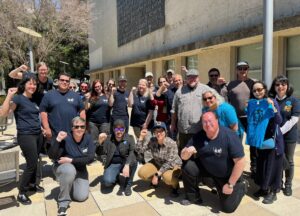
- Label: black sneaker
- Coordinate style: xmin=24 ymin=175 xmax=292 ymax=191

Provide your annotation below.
xmin=262 ymin=192 xmax=277 ymax=204
xmin=57 ymin=206 xmax=67 ymax=216
xmin=170 ymin=188 xmax=179 ymax=197
xmin=29 ymin=185 xmax=45 ymax=193
xmin=124 ymin=185 xmax=132 ymax=196
xmin=283 ymin=187 xmax=292 ymax=196
xmin=17 ymin=193 xmax=32 ymax=205
xmin=180 ymin=198 xmax=203 ymax=206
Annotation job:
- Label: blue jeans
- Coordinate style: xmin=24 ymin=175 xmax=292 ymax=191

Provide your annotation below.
xmin=102 ymin=163 xmax=137 ymax=187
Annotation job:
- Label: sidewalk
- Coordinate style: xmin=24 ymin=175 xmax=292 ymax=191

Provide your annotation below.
xmin=1 ymin=122 xmax=300 ymax=216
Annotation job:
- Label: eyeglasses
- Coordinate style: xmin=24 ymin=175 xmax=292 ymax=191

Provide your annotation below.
xmin=114 ymin=127 xmax=125 ymax=132
xmin=203 ymin=96 xmax=214 ymax=101
xmin=81 ymin=86 xmax=88 ymax=89
xmin=69 ymin=86 xmax=76 ymax=89
xmin=73 ymin=125 xmax=86 ymax=129
xmin=275 ymin=83 xmax=287 ymax=87
xmin=59 ymin=79 xmax=70 ymax=83
xmin=209 ymin=74 xmax=219 ymax=78
xmin=252 ymin=88 xmax=264 ymax=93
xmin=237 ymin=67 xmax=249 ymax=71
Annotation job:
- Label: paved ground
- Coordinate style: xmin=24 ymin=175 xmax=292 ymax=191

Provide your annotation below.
xmin=1 ymin=122 xmax=300 ymax=216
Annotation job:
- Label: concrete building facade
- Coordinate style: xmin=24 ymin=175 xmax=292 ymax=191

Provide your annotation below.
xmin=87 ymin=0 xmax=300 ymax=97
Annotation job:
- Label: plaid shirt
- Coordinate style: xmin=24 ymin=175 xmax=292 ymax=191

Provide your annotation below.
xmin=136 ymin=137 xmax=182 ymax=174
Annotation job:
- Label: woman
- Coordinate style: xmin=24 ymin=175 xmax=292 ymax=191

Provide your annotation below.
xmin=136 ymin=122 xmax=182 ymax=196
xmin=128 ymin=79 xmax=154 ymax=139
xmin=269 ymin=75 xmax=300 ymax=196
xmin=85 ymin=80 xmax=110 ymax=153
xmin=0 ymin=76 xmax=44 ymax=205
xmin=69 ymin=80 xmax=78 ymax=92
xmin=246 ymin=81 xmax=283 ymax=204
xmin=202 ymin=90 xmax=239 ymax=134
xmin=48 ymin=117 xmax=95 ymax=215
xmin=105 ymin=78 xmax=115 ymax=97
xmin=98 ymin=119 xmax=137 ymax=196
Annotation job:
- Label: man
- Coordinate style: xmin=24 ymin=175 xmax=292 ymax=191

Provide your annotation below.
xmin=99 ymin=119 xmax=137 ymax=196
xmin=221 ymin=61 xmax=256 ymax=176
xmin=48 ymin=117 xmax=95 ymax=216
xmin=166 ymin=69 xmax=175 ymax=86
xmin=170 ymin=69 xmax=223 ymax=151
xmin=9 ymin=62 xmax=53 ymax=106
xmin=170 ymin=74 xmax=183 ymax=94
xmin=207 ymin=68 xmax=226 ymax=94
xmin=181 ymin=112 xmax=247 ymax=213
xmin=145 ymin=71 xmax=157 ymax=94
xmin=40 ymin=72 xmax=85 ymax=140
xmin=109 ymin=75 xmax=130 ymax=132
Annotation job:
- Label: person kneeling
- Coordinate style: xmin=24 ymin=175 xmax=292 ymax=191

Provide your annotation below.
xmin=99 ymin=119 xmax=137 ymax=196
xmin=48 ymin=117 xmax=95 ymax=216
xmin=181 ymin=112 xmax=247 ymax=213
xmin=136 ymin=122 xmax=182 ymax=196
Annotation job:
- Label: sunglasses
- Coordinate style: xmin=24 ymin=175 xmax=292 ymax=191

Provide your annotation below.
xmin=275 ymin=83 xmax=287 ymax=87
xmin=209 ymin=74 xmax=219 ymax=78
xmin=114 ymin=127 xmax=125 ymax=132
xmin=203 ymin=96 xmax=214 ymax=101
xmin=73 ymin=125 xmax=86 ymax=129
xmin=237 ymin=67 xmax=249 ymax=71
xmin=59 ymin=79 xmax=70 ymax=83
xmin=69 ymin=86 xmax=76 ymax=89
xmin=252 ymin=88 xmax=264 ymax=93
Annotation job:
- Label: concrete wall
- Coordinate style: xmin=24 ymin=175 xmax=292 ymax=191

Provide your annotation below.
xmin=88 ymin=0 xmax=300 ymax=70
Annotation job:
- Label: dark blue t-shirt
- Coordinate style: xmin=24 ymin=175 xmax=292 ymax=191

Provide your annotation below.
xmin=13 ymin=94 xmax=41 ymax=135
xmin=88 ymin=95 xmax=110 ymax=124
xmin=186 ymin=127 xmax=244 ymax=178
xmin=130 ymin=93 xmax=154 ymax=128
xmin=277 ymin=96 xmax=300 ymax=143
xmin=23 ymin=72 xmax=53 ymax=106
xmin=111 ymin=89 xmax=129 ymax=117
xmin=39 ymin=90 xmax=84 ymax=135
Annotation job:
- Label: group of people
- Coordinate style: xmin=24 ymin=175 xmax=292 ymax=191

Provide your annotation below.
xmin=0 ymin=60 xmax=299 ymax=215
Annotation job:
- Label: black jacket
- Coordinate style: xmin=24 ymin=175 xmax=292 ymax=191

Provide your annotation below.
xmin=102 ymin=134 xmax=136 ymax=168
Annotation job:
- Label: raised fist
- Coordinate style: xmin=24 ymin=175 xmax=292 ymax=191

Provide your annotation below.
xmin=57 ymin=131 xmax=67 ymax=142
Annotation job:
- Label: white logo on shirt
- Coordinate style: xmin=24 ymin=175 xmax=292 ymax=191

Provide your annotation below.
xmin=67 ymin=98 xmax=74 ymax=103
xmin=213 ymin=147 xmax=222 ymax=157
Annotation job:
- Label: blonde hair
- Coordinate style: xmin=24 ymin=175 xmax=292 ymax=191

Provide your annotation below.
xmin=36 ymin=62 xmax=48 ymax=71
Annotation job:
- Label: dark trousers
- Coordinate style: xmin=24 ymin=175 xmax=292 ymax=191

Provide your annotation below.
xmin=182 ymin=160 xmax=246 ymax=213
xmin=103 ymin=162 xmax=137 ymax=188
xmin=178 ymin=133 xmax=194 ymax=153
xmin=284 ymin=142 xmax=296 ymax=187
xmin=18 ymin=133 xmax=43 ymax=193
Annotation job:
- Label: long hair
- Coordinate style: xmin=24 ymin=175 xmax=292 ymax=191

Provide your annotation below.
xmin=250 ymin=81 xmax=268 ymax=99
xmin=17 ymin=75 xmax=38 ymax=94
xmin=269 ymin=75 xmax=294 ymax=98
xmin=90 ymin=79 xmax=104 ymax=101
xmin=36 ymin=62 xmax=48 ymax=71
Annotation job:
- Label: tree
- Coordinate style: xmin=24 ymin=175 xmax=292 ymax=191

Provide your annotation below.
xmin=0 ymin=0 xmax=91 ymax=84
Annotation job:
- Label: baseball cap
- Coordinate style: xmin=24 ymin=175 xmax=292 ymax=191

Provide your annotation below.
xmin=236 ymin=61 xmax=249 ymax=68
xmin=145 ymin=71 xmax=153 ymax=78
xmin=118 ymin=75 xmax=127 ymax=82
xmin=113 ymin=119 xmax=125 ymax=129
xmin=167 ymin=69 xmax=175 ymax=74
xmin=186 ymin=69 xmax=199 ymax=76
xmin=152 ymin=121 xmax=167 ymax=132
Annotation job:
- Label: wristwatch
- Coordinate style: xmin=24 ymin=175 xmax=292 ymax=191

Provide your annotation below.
xmin=227 ymin=182 xmax=234 ymax=189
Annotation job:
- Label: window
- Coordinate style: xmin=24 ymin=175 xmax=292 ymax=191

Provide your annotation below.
xmin=96 ymin=73 xmax=100 ymax=79
xmin=109 ymin=71 xmax=114 ymax=79
xmin=165 ymin=59 xmax=175 ymax=71
xmin=186 ymin=55 xmax=198 ymax=70
xmin=237 ymin=43 xmax=262 ymax=80
xmin=286 ymin=35 xmax=300 ymax=98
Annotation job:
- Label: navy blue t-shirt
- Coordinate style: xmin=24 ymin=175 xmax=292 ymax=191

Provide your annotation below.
xmin=39 ymin=90 xmax=84 ymax=135
xmin=277 ymin=96 xmax=300 ymax=143
xmin=130 ymin=93 xmax=154 ymax=128
xmin=13 ymin=94 xmax=41 ymax=135
xmin=186 ymin=127 xmax=244 ymax=178
xmin=111 ymin=89 xmax=129 ymax=117
xmin=88 ymin=95 xmax=111 ymax=124
xmin=23 ymin=72 xmax=53 ymax=106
